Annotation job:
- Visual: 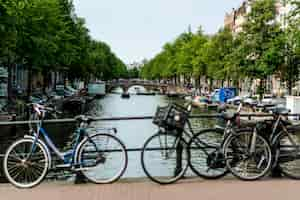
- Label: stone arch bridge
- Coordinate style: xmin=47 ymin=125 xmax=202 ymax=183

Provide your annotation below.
xmin=106 ymin=80 xmax=169 ymax=93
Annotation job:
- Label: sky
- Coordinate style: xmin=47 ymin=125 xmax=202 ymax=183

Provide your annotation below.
xmin=73 ymin=0 xmax=245 ymax=64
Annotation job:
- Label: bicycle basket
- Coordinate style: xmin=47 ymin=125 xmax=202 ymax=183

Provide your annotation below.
xmin=153 ymin=104 xmax=189 ymax=130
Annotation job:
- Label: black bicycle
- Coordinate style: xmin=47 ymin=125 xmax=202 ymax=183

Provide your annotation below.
xmin=141 ymin=103 xmax=193 ymax=184
xmin=190 ymin=103 xmax=272 ymax=181
xmin=256 ymin=107 xmax=300 ymax=179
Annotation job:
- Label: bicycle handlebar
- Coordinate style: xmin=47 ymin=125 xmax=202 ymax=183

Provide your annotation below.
xmin=27 ymin=103 xmax=62 ymax=115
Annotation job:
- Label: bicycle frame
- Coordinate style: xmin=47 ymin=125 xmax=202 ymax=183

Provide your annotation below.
xmin=269 ymin=115 xmax=292 ymax=142
xmin=269 ymin=115 xmax=300 ymax=153
xmin=28 ymin=120 xmax=88 ymax=166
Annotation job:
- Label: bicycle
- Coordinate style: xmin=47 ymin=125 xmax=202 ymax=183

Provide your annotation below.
xmin=222 ymin=104 xmax=273 ymax=180
xmin=141 ymin=102 xmax=197 ymax=184
xmin=189 ymin=103 xmax=272 ymax=181
xmin=140 ymin=102 xmax=239 ymax=184
xmin=3 ymin=103 xmax=128 ymax=188
xmin=255 ymin=107 xmax=300 ymax=179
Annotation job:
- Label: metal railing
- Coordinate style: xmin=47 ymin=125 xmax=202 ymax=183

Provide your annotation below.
xmin=0 ymin=113 xmax=299 ymax=126
xmin=0 ymin=113 xmax=299 ymax=158
xmin=0 ymin=113 xmax=300 ymax=182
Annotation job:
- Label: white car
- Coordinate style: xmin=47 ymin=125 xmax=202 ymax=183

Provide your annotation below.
xmin=226 ymin=96 xmax=241 ymax=105
xmin=243 ymin=97 xmax=258 ymax=105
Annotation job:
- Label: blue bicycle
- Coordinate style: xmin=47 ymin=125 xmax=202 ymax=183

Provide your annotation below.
xmin=3 ymin=103 xmax=128 ymax=188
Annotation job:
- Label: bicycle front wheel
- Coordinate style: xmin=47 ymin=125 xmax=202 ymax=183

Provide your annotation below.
xmin=3 ymin=138 xmax=49 ymax=188
xmin=277 ymin=130 xmax=300 ymax=179
xmin=76 ymin=133 xmax=128 ymax=184
xmin=223 ymin=131 xmax=272 ymax=181
xmin=188 ymin=129 xmax=228 ymax=179
xmin=141 ymin=132 xmax=189 ymax=184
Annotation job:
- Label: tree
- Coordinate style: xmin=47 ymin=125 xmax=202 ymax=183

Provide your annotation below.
xmin=190 ymin=28 xmax=209 ymax=87
xmin=202 ymin=28 xmax=234 ymax=89
xmin=0 ymin=0 xmax=127 ymax=100
xmin=238 ymin=0 xmax=284 ymax=98
xmin=281 ymin=0 xmax=300 ymax=94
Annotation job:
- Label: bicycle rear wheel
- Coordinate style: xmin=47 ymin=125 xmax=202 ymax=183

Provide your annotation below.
xmin=188 ymin=129 xmax=228 ymax=179
xmin=223 ymin=131 xmax=272 ymax=181
xmin=3 ymin=138 xmax=49 ymax=188
xmin=76 ymin=133 xmax=128 ymax=184
xmin=277 ymin=130 xmax=300 ymax=179
xmin=141 ymin=132 xmax=189 ymax=184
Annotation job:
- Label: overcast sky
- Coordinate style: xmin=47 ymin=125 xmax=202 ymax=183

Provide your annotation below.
xmin=73 ymin=0 xmax=244 ymax=64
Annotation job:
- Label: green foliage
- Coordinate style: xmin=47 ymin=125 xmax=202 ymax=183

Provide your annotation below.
xmin=141 ymin=27 xmax=208 ymax=80
xmin=141 ymin=0 xmax=298 ymax=96
xmin=239 ymin=0 xmax=284 ymax=79
xmin=127 ymin=67 xmax=140 ymax=79
xmin=0 ymin=0 xmax=126 ymax=81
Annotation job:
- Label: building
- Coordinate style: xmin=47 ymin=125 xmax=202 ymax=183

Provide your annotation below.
xmin=224 ymin=1 xmax=252 ymax=34
xmin=224 ymin=0 xmax=293 ymax=96
xmin=225 ymin=0 xmax=291 ymax=34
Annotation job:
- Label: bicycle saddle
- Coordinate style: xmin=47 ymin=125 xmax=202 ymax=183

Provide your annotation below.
xmin=74 ymin=115 xmax=95 ymax=123
xmin=221 ymin=112 xmax=237 ymax=121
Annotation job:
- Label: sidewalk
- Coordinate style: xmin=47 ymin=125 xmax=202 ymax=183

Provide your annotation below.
xmin=1 ymin=178 xmax=300 ymax=200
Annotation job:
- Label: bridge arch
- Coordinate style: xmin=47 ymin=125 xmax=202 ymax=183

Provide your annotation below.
xmin=106 ymin=81 xmax=168 ymax=94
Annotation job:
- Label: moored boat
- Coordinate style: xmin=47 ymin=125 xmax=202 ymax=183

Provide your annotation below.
xmin=87 ymin=81 xmax=106 ymax=98
xmin=121 ymin=92 xmax=130 ymax=98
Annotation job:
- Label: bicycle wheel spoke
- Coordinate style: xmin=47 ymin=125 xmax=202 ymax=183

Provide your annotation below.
xmin=224 ymin=132 xmax=272 ymax=180
xmin=8 ymin=165 xmax=22 ymax=177
xmin=142 ymin=133 xmax=188 ymax=184
xmin=278 ymin=133 xmax=300 ymax=178
xmin=4 ymin=139 xmax=48 ymax=188
xmin=78 ymin=133 xmax=127 ymax=184
xmin=12 ymin=149 xmax=23 ymax=160
xmin=189 ymin=129 xmax=227 ymax=179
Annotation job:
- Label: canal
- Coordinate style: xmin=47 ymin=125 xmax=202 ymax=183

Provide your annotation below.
xmin=0 ymin=86 xmax=219 ymax=182
xmin=85 ymin=86 xmax=219 ymax=179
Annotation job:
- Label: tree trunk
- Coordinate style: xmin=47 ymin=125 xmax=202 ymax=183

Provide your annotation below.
xmin=7 ymin=63 xmax=13 ymax=101
xmin=27 ymin=65 xmax=32 ymax=102
xmin=234 ymin=79 xmax=240 ymax=95
xmin=42 ymin=68 xmax=48 ymax=94
xmin=174 ymin=74 xmax=177 ymax=86
xmin=209 ymin=78 xmax=214 ymax=92
xmin=258 ymin=78 xmax=265 ymax=101
xmin=287 ymin=78 xmax=293 ymax=96
xmin=53 ymin=71 xmax=57 ymax=90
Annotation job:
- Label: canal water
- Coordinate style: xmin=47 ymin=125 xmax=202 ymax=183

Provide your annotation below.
xmin=85 ymin=86 xmax=219 ymax=179
xmin=0 ymin=86 xmax=219 ymax=181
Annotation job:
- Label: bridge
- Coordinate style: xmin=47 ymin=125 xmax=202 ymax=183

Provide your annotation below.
xmin=1 ymin=179 xmax=298 ymax=200
xmin=106 ymin=80 xmax=169 ymax=93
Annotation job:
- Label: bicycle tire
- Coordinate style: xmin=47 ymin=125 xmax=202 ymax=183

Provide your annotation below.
xmin=188 ymin=128 xmax=228 ymax=179
xmin=276 ymin=130 xmax=300 ymax=179
xmin=223 ymin=131 xmax=272 ymax=181
xmin=76 ymin=133 xmax=128 ymax=184
xmin=3 ymin=138 xmax=49 ymax=188
xmin=141 ymin=132 xmax=189 ymax=184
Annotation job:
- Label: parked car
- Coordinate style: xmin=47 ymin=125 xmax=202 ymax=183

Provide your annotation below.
xmin=226 ymin=96 xmax=241 ymax=105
